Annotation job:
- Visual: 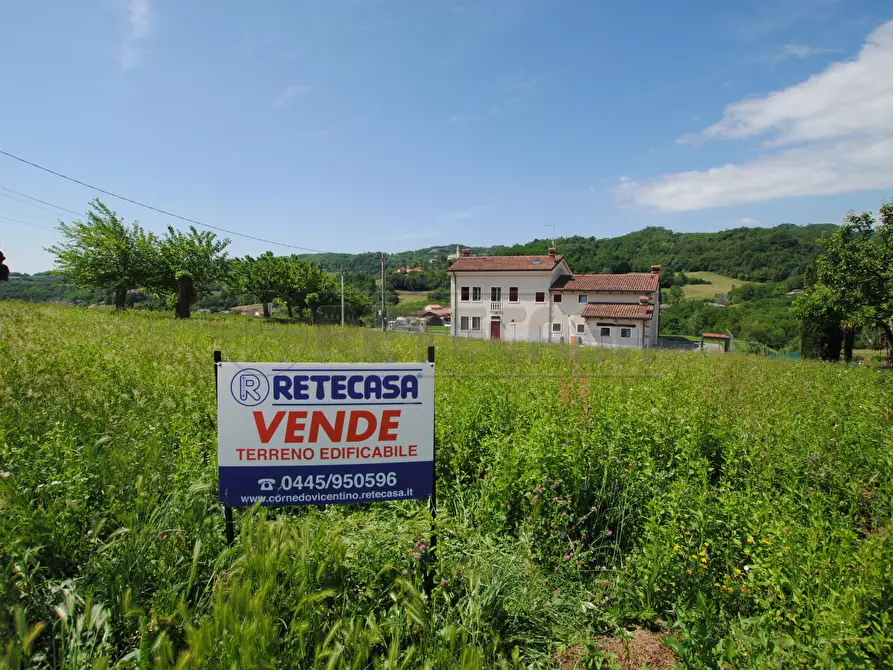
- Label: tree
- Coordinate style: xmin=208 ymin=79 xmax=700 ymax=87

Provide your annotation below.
xmin=47 ymin=199 xmax=155 ymax=309
xmin=667 ymin=285 xmax=684 ymax=306
xmin=230 ymin=252 xmax=282 ymax=318
xmin=148 ymin=226 xmax=229 ymax=319
xmin=793 ymin=202 xmax=893 ymax=360
xmin=0 ymin=249 xmax=9 ymax=282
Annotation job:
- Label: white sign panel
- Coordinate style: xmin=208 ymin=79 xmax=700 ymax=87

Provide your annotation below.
xmin=217 ymin=362 xmax=434 ymax=506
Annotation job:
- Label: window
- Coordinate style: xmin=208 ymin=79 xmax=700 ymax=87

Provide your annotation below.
xmin=460 ymin=286 xmax=469 ymax=302
xmin=621 ymin=328 xmax=632 ymax=338
xmin=491 ymin=287 xmax=501 ymax=302
xmin=472 ymin=286 xmax=482 ymax=302
xmin=578 ymin=295 xmax=588 ymax=304
xmin=535 ymin=292 xmax=545 ymax=303
xmin=600 ymin=327 xmax=611 ymax=337
xmin=552 ymin=322 xmax=562 ymax=333
xmin=460 ymin=316 xmax=469 ymax=331
xmin=553 ymin=293 xmax=562 ymax=303
xmin=577 ymin=324 xmax=585 ymax=334
xmin=508 ymin=286 xmax=519 ymax=302
xmin=471 ymin=316 xmax=482 ymax=331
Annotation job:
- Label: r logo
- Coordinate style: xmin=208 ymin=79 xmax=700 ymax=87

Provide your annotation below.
xmin=230 ymin=368 xmax=270 ymax=407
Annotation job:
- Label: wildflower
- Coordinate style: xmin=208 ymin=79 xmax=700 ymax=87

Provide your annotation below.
xmin=704 ymin=542 xmax=711 ymax=548
xmin=526 ymin=516 xmax=533 ymax=522
xmin=673 ymin=545 xmax=680 ymax=551
xmin=744 ymin=549 xmax=751 ymax=555
xmin=686 ymin=569 xmax=693 ymax=575
xmin=499 ymin=515 xmax=506 ymax=521
xmin=691 ymin=554 xmax=698 ymax=560
xmin=564 ymin=554 xmax=572 ymax=561
xmin=762 ymin=522 xmax=768 ymax=527
xmin=402 ymin=569 xmax=408 ymax=575
xmin=561 ymin=511 xmax=568 ymax=517
xmin=734 ymin=568 xmax=742 ymax=575
xmin=440 ymin=578 xmax=447 ymax=586
xmin=590 ymin=506 xmax=597 ymax=511
xmin=605 ymin=529 xmax=613 ymax=537
xmin=699 ymin=551 xmax=707 ymax=557
xmin=507 ymin=504 xmax=511 ymax=510
xmin=708 ymin=515 xmax=713 ymax=519
xmin=534 ymin=486 xmax=542 ymax=493
xmin=746 ymin=537 xmax=754 ymax=544
xmin=554 ymin=588 xmax=561 ymax=596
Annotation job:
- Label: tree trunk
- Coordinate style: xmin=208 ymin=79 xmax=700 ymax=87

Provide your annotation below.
xmin=822 ymin=322 xmax=843 ymax=361
xmin=310 ymin=306 xmax=319 ymax=324
xmin=263 ymin=301 xmax=271 ymax=318
xmin=286 ymin=303 xmax=294 ymax=319
xmin=881 ymin=320 xmax=893 ymax=361
xmin=176 ymin=275 xmax=194 ymax=319
xmin=114 ymin=288 xmax=127 ymax=311
xmin=843 ymin=325 xmax=855 ymax=363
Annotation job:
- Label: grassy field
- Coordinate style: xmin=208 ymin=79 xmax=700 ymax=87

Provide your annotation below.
xmin=682 ymin=272 xmax=759 ymax=300
xmin=396 ymin=290 xmax=430 ymax=304
xmin=1 ymin=303 xmax=892 ymax=668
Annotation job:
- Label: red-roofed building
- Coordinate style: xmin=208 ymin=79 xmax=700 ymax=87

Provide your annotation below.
xmin=448 ymin=248 xmax=661 ymax=348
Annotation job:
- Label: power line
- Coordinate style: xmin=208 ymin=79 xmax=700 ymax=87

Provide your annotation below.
xmin=0 ymin=214 xmax=55 ymax=232
xmin=0 ymin=148 xmax=343 ymax=255
xmin=0 ymin=185 xmax=82 ymax=216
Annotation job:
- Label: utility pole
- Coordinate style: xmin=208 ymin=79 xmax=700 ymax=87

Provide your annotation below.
xmin=543 ymin=224 xmax=556 ymax=247
xmin=380 ymin=253 xmax=386 ymax=331
xmin=340 ymin=263 xmax=345 ymax=327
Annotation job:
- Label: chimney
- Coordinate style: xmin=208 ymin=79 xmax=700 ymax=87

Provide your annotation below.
xmin=651 ymin=264 xmax=662 ymax=274
xmin=548 ymin=247 xmax=557 ymax=257
xmin=461 ymin=248 xmax=471 ymax=257
xmin=639 ymin=295 xmax=650 ymax=305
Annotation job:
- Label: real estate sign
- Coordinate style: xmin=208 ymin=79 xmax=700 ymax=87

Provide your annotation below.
xmin=217 ymin=362 xmax=435 ymax=506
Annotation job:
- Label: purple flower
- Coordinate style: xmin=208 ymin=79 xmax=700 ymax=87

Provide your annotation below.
xmin=534 ymin=486 xmax=542 ymax=493
xmin=564 ymin=554 xmax=571 ymax=561
xmin=440 ymin=578 xmax=447 ymax=586
xmin=605 ymin=529 xmax=614 ymax=537
xmin=561 ymin=511 xmax=568 ymax=517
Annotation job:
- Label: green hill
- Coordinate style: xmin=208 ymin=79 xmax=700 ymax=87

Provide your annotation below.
xmin=295 ymin=223 xmax=835 ymax=283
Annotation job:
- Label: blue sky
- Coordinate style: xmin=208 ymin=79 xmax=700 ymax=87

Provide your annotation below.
xmin=2 ymin=0 xmax=892 ymax=272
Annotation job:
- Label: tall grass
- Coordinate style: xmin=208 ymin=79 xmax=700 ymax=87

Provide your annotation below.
xmin=1 ymin=303 xmax=891 ymax=668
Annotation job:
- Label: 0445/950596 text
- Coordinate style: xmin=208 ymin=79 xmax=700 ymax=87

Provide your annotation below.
xmin=277 ymin=471 xmax=398 ymax=491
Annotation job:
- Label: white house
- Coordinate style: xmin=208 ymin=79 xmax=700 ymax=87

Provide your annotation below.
xmin=448 ymin=248 xmax=660 ymax=348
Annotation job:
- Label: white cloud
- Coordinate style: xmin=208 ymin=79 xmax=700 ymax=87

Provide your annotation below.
xmin=703 ymin=21 xmax=893 ymax=145
xmin=275 ymin=85 xmax=311 ymax=108
xmin=734 ymin=217 xmax=761 ymax=226
xmin=616 ymin=136 xmax=893 ymax=211
xmin=446 ymin=204 xmax=496 ymax=220
xmin=119 ymin=0 xmax=152 ymax=70
xmin=776 ymin=43 xmax=843 ymax=60
xmin=617 ymin=19 xmax=893 ymax=211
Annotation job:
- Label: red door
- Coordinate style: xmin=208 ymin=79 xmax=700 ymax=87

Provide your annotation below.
xmin=490 ymin=320 xmax=501 ymax=340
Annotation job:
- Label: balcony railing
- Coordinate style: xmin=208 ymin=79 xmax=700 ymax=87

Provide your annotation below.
xmin=490 ymin=301 xmax=503 ymax=312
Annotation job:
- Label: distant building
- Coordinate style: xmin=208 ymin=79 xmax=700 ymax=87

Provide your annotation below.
xmin=446 ymin=246 xmax=461 ymax=261
xmin=406 ymin=304 xmax=452 ymax=326
xmin=701 ymin=333 xmax=731 ymax=353
xmin=448 ymin=248 xmax=660 ymax=348
xmin=395 ymin=266 xmax=423 ymax=274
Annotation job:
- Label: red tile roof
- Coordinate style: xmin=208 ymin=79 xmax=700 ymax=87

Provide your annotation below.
xmin=551 ymin=273 xmax=660 ymax=293
xmin=448 ymin=255 xmax=565 ymax=272
xmin=581 ymin=303 xmax=655 ymax=320
xmin=702 ymin=333 xmax=731 ymax=339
